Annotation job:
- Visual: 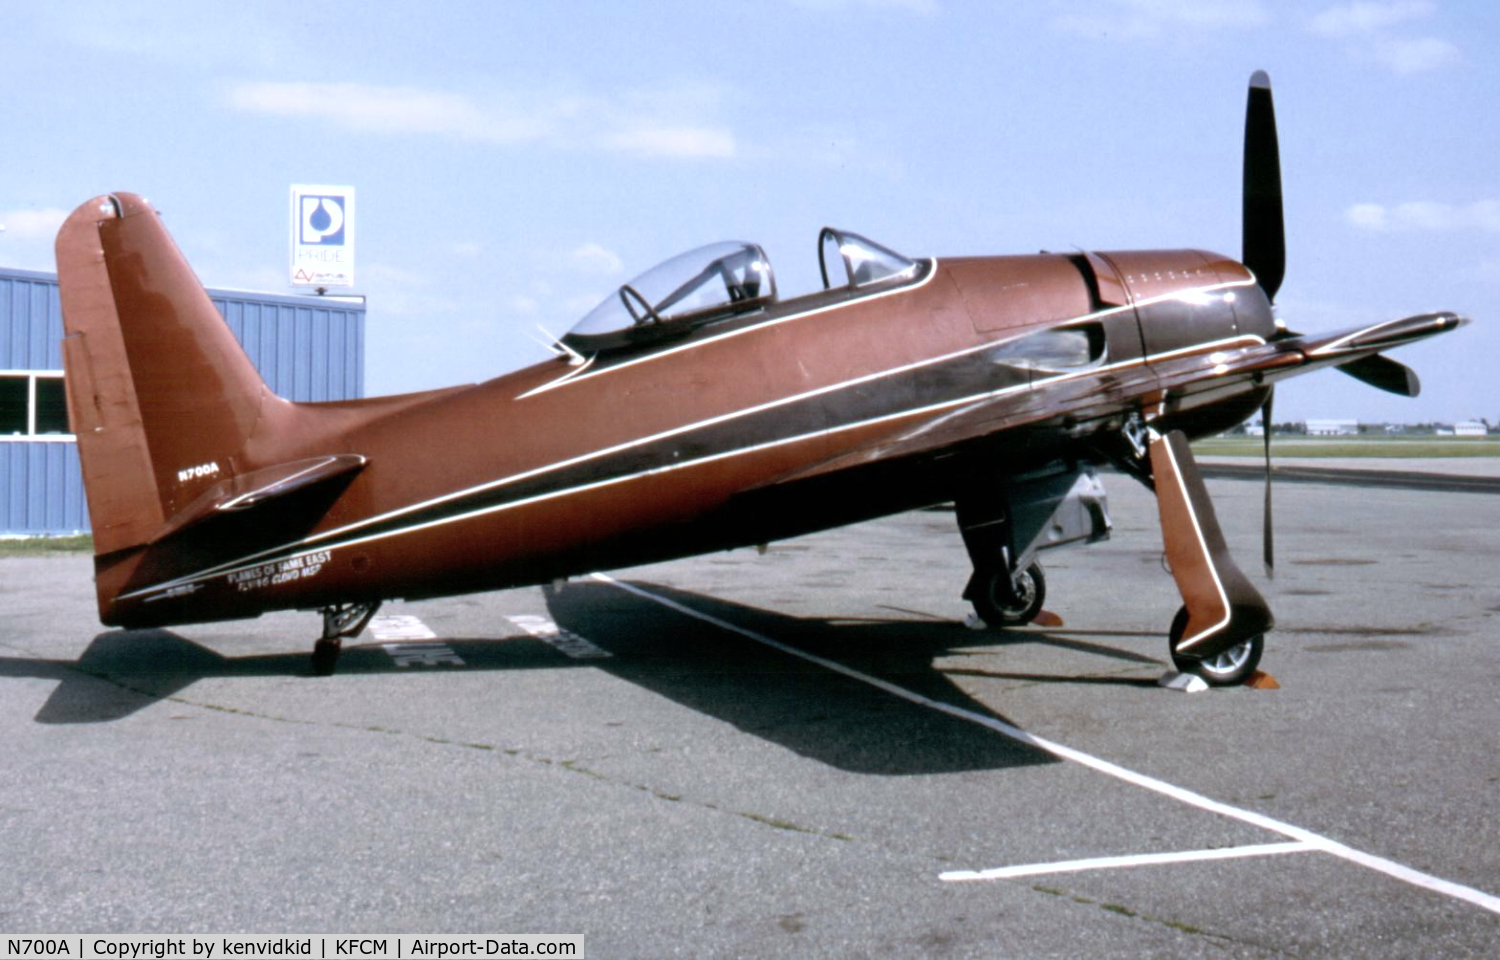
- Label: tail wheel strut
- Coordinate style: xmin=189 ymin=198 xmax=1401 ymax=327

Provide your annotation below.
xmin=311 ymin=601 xmax=382 ymax=676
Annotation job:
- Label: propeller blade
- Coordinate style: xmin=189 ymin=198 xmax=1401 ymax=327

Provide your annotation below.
xmin=1336 ymin=353 xmax=1422 ymax=397
xmin=1261 ymin=390 xmax=1274 ymax=578
xmin=1243 ymin=70 xmax=1285 ymax=303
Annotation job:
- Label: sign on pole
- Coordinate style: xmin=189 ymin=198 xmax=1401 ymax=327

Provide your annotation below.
xmin=290 ymin=185 xmax=355 ymax=287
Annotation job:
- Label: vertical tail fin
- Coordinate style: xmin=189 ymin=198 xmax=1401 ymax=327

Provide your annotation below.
xmin=56 ymin=193 xmax=274 ymax=555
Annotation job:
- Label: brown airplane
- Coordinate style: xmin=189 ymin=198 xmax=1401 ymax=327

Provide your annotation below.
xmin=55 ymin=72 xmax=1465 ymax=685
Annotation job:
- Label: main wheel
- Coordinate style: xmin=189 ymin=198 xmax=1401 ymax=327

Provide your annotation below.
xmin=971 ymin=561 xmax=1046 ymax=628
xmin=1167 ymin=605 xmax=1264 ymax=686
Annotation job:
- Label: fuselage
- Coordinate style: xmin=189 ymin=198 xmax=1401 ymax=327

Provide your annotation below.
xmin=100 ymin=247 xmax=1274 ymax=627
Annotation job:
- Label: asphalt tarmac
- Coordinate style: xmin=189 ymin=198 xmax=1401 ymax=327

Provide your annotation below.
xmin=3 ymin=466 xmax=1499 ymax=957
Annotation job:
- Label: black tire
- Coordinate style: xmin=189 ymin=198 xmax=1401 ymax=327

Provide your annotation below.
xmin=311 ymin=637 xmax=342 ymax=677
xmin=971 ymin=561 xmax=1046 ymax=628
xmin=1167 ymin=605 xmax=1264 ymax=686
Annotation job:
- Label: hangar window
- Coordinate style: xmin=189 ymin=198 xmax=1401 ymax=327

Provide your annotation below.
xmin=0 ymin=372 xmax=72 ymax=439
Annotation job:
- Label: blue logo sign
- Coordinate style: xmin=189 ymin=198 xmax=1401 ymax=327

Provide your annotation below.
xmin=291 ymin=185 xmax=355 ymax=286
xmin=299 ymin=195 xmax=347 ymax=246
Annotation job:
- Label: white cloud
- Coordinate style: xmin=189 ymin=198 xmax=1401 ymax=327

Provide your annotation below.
xmin=1054 ymin=0 xmax=1269 ymax=39
xmin=1306 ymin=2 xmax=1460 ymax=74
xmin=1345 ymin=200 xmax=1500 ymax=233
xmin=791 ymin=0 xmax=938 ymax=13
xmin=1345 ymin=203 xmax=1390 ymax=230
xmin=1308 ymin=1 xmax=1433 ymax=37
xmin=228 ymin=82 xmax=551 ymax=143
xmin=227 ymin=80 xmax=737 ymax=160
xmin=569 ymin=242 xmax=625 ymax=276
xmin=603 ymin=126 xmax=736 ymax=160
xmin=0 ymin=207 xmax=69 ymax=239
xmin=1374 ymin=35 xmax=1462 ymax=73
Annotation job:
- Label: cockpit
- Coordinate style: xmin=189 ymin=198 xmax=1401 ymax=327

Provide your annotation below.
xmin=562 ymin=229 xmax=920 ymax=354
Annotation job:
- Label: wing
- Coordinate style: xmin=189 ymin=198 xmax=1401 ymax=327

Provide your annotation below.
xmin=766 ymin=311 xmax=1467 ymax=485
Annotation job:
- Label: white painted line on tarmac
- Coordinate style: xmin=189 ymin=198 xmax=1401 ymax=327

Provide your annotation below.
xmin=366 ymin=615 xmax=465 ymax=666
xmin=593 ymin=573 xmax=1500 ymax=917
xmin=506 ymin=614 xmax=612 ymax=659
xmin=367 ymin=614 xmax=437 ymax=640
xmin=940 ymin=841 xmax=1317 ymax=882
xmin=381 ymin=643 xmax=465 ymax=667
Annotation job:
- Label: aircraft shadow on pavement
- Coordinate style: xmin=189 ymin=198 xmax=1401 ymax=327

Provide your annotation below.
xmin=541 ymin=580 xmax=1164 ymax=775
xmin=6 ymin=625 xmax=616 ymax=726
xmin=6 ymin=580 xmax=1161 ymax=776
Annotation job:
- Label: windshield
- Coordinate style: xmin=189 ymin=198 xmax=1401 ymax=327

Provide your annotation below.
xmin=566 ymin=241 xmax=775 ymax=350
xmin=820 ymin=228 xmax=918 ymax=289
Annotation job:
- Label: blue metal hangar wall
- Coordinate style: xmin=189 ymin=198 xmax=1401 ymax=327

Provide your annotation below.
xmin=1 ymin=265 xmax=365 ymax=536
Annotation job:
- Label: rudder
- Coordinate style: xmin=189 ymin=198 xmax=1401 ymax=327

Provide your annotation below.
xmin=56 ymin=193 xmax=274 ymax=555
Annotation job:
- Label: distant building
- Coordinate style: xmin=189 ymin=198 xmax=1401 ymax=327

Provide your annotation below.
xmin=1304 ymin=419 xmax=1359 ymax=436
xmin=1 ymin=266 xmax=365 ymax=536
xmin=1455 ymin=421 xmax=1488 ymax=438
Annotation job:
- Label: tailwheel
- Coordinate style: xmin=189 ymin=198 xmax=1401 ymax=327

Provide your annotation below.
xmin=311 ymin=637 xmax=342 ymax=677
xmin=970 ymin=561 xmax=1046 ymax=628
xmin=310 ymin=601 xmax=382 ymax=676
xmin=1167 ymin=605 xmax=1264 ymax=687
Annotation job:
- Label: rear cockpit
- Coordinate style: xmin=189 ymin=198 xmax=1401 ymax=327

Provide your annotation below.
xmin=562 ymin=229 xmax=923 ymax=355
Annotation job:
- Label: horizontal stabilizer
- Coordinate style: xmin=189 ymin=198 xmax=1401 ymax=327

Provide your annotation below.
xmin=1335 ymin=353 xmax=1420 ymax=397
xmin=150 ymin=455 xmax=367 ymax=544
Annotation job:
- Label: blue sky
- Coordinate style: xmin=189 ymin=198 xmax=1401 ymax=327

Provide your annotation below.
xmin=2 ymin=0 xmax=1495 ymax=423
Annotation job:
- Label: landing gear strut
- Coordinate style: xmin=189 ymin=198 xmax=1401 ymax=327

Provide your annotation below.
xmin=311 ymin=601 xmax=382 ymax=676
xmin=1142 ymin=428 xmax=1273 ymax=685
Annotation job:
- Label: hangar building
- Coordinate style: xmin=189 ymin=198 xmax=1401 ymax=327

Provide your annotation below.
xmin=1 ymin=265 xmax=365 ymax=536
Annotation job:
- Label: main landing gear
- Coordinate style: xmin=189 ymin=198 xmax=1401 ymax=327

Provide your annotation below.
xmin=1136 ymin=424 xmax=1272 ymax=687
xmin=311 ymin=601 xmax=382 ymax=676
xmin=958 ymin=462 xmax=1110 ymax=630
xmin=957 ymin=424 xmax=1272 ymax=687
xmin=968 ymin=560 xmax=1047 ymax=628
